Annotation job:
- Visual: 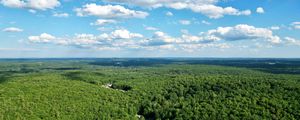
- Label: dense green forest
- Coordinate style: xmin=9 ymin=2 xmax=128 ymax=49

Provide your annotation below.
xmin=0 ymin=59 xmax=299 ymax=119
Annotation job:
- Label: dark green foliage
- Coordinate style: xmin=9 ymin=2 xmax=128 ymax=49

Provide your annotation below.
xmin=139 ymin=76 xmax=300 ymax=119
xmin=111 ymin=84 xmax=133 ymax=91
xmin=0 ymin=59 xmax=299 ymax=119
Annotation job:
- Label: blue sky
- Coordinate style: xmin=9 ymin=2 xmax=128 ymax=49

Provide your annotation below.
xmin=0 ymin=0 xmax=300 ymax=58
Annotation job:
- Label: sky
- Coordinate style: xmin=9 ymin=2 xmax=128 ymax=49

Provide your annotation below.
xmin=0 ymin=0 xmax=300 ymax=58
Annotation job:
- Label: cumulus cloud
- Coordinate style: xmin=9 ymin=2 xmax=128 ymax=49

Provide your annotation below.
xmin=28 ymin=33 xmax=56 ymax=43
xmin=28 ymin=29 xmax=144 ymax=48
xmin=53 ymin=12 xmax=69 ymax=18
xmin=149 ymin=24 xmax=284 ymax=46
xmin=104 ymin=0 xmax=251 ymax=19
xmin=69 ymin=34 xmax=102 ymax=47
xmin=0 ymin=0 xmax=60 ymax=10
xmin=256 ymin=7 xmax=264 ymax=14
xmin=188 ymin=4 xmax=251 ymax=19
xmin=205 ymin=24 xmax=281 ymax=44
xmin=147 ymin=31 xmax=181 ymax=45
xmin=181 ymin=34 xmax=203 ymax=43
xmin=74 ymin=4 xmax=149 ymax=19
xmin=181 ymin=32 xmax=220 ymax=43
xmin=91 ymin=19 xmax=117 ymax=26
xmin=141 ymin=29 xmax=222 ymax=47
xmin=2 ymin=27 xmax=23 ymax=32
xmin=110 ymin=29 xmax=143 ymax=39
xmin=28 ymin=25 xmax=285 ymax=51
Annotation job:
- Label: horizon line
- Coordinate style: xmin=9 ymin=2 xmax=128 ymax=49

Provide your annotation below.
xmin=1 ymin=57 xmax=300 ymax=59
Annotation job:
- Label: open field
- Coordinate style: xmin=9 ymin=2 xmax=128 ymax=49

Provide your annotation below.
xmin=0 ymin=58 xmax=300 ymax=119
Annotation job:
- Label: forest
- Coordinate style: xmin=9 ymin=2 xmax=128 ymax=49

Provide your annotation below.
xmin=0 ymin=58 xmax=299 ymax=119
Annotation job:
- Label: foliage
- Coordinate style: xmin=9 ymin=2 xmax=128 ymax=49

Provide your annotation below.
xmin=0 ymin=59 xmax=299 ymax=119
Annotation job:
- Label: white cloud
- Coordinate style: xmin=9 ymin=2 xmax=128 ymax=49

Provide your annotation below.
xmin=28 ymin=33 xmax=56 ymax=43
xmin=53 ymin=12 xmax=69 ymax=18
xmin=175 ymin=25 xmax=285 ymax=45
xmin=2 ymin=27 xmax=23 ymax=32
xmin=110 ymin=29 xmax=143 ymax=39
xmin=104 ymin=0 xmax=251 ymax=19
xmin=74 ymin=4 xmax=149 ymax=19
xmin=205 ymin=24 xmax=281 ymax=44
xmin=0 ymin=0 xmax=60 ymax=10
xmin=291 ymin=22 xmax=300 ymax=29
xmin=67 ymin=31 xmax=144 ymax=49
xmin=166 ymin=11 xmax=173 ymax=16
xmin=152 ymin=31 xmax=180 ymax=43
xmin=28 ymin=25 xmax=285 ymax=51
xmin=144 ymin=30 xmax=220 ymax=46
xmin=91 ymin=19 xmax=117 ymax=26
xmin=179 ymin=20 xmax=191 ymax=25
xmin=189 ymin=5 xmax=251 ymax=19
xmin=181 ymin=32 xmax=219 ymax=43
xmin=181 ymin=34 xmax=203 ymax=43
xmin=0 ymin=0 xmax=25 ymax=8
xmin=284 ymin=37 xmax=300 ymax=46
xmin=256 ymin=7 xmax=264 ymax=14
xmin=144 ymin=31 xmax=215 ymax=47
xmin=28 ymin=33 xmax=101 ymax=47
xmin=70 ymin=34 xmax=101 ymax=47
xmin=28 ymin=29 xmax=144 ymax=49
